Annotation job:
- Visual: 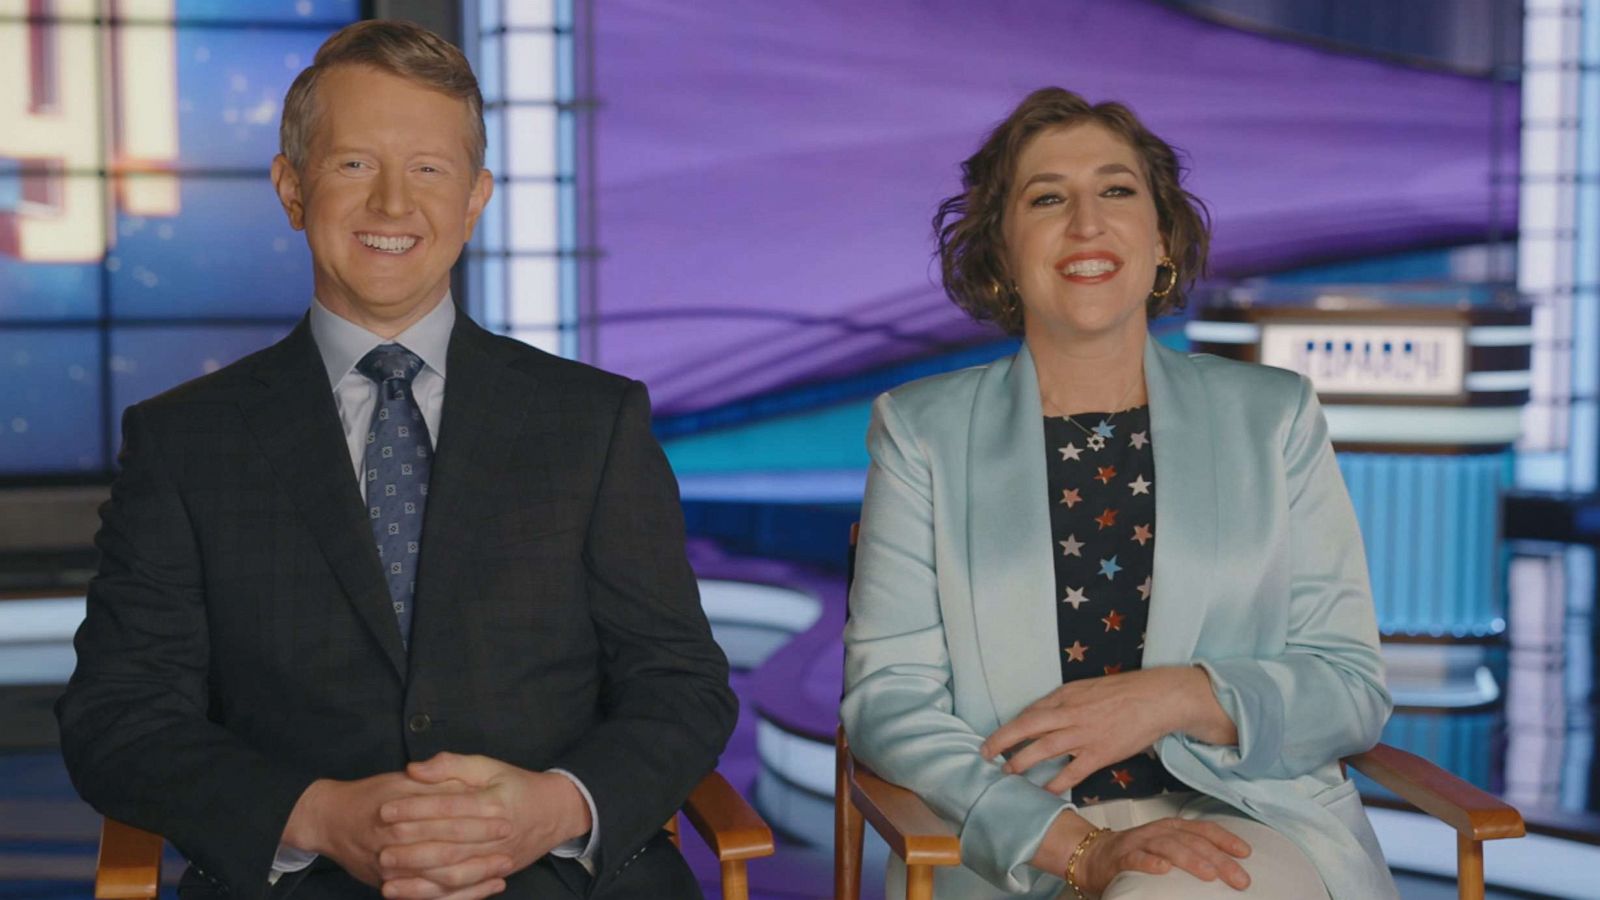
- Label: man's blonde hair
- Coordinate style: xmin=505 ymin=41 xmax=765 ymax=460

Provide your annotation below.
xmin=280 ymin=19 xmax=486 ymax=171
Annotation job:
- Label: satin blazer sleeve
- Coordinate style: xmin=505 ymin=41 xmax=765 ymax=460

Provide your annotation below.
xmin=841 ymin=392 xmax=1070 ymax=894
xmin=1184 ymin=375 xmax=1392 ymax=779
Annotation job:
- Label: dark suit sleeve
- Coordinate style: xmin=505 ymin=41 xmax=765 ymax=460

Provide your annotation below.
xmin=550 ymin=380 xmax=737 ymax=885
xmin=55 ymin=404 xmax=316 ymax=900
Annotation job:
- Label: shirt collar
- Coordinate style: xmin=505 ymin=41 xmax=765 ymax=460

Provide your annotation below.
xmin=309 ymin=293 xmax=456 ymax=391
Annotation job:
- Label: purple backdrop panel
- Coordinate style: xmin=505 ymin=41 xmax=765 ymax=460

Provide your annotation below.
xmin=594 ymin=0 xmax=1515 ymax=414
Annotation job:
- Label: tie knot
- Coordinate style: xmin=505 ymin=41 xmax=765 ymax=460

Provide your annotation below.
xmin=356 ymin=344 xmax=425 ymax=387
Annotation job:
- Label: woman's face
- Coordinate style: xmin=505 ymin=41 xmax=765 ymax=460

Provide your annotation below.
xmin=1002 ymin=122 xmax=1164 ymax=345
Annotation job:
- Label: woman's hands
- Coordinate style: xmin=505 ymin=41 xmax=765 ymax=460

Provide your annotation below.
xmin=979 ymin=666 xmax=1236 ymax=793
xmin=1076 ymin=818 xmax=1252 ymax=893
xmin=1032 ymin=810 xmax=1252 ymax=893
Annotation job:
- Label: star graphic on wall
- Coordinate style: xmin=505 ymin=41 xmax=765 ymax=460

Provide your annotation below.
xmin=1128 ymin=474 xmax=1151 ymax=495
xmin=1102 ymin=609 xmax=1125 ymax=632
xmin=1063 ymin=586 xmax=1090 ymax=609
xmin=1098 ymin=555 xmax=1122 ymax=580
xmin=1060 ymin=487 xmax=1082 ymax=508
xmin=1063 ymin=640 xmax=1089 ymax=662
xmin=1094 ymin=508 xmax=1118 ymax=530
xmin=1060 ymin=534 xmax=1085 ymax=557
xmin=1095 ymin=465 xmax=1117 ymax=484
xmin=1059 ymin=443 xmax=1083 ymax=461
xmin=1092 ymin=420 xmax=1115 ymax=439
xmin=1111 ymin=768 xmax=1134 ymax=789
xmin=1129 ymin=430 xmax=1149 ymax=449
xmin=1137 ymin=576 xmax=1152 ymax=601
xmin=1131 ymin=524 xmax=1153 ymax=546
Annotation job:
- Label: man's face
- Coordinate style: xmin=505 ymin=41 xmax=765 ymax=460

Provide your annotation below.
xmin=271 ymin=65 xmax=492 ymax=332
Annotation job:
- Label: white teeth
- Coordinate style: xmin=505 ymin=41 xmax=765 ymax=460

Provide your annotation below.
xmin=1062 ymin=259 xmax=1118 ymax=277
xmin=357 ymin=233 xmax=417 ymax=254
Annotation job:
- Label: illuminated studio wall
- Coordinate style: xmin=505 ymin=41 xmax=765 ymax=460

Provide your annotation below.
xmin=1 ymin=0 xmax=366 ymax=477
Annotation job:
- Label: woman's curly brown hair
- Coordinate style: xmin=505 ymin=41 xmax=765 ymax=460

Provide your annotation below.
xmin=934 ymin=88 xmax=1211 ymax=335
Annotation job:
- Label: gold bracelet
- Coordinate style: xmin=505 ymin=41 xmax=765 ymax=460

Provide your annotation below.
xmin=1064 ymin=826 xmax=1110 ymax=900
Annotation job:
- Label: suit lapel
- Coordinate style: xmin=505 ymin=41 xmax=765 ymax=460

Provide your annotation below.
xmin=407 ymin=317 xmax=536 ymax=673
xmin=1142 ymin=338 xmax=1218 ymax=665
xmin=968 ymin=348 xmax=1065 ymax=722
xmin=239 ymin=318 xmax=407 ymax=677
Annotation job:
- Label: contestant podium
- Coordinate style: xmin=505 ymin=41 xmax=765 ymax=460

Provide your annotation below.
xmin=1188 ymin=283 xmax=1532 ymax=793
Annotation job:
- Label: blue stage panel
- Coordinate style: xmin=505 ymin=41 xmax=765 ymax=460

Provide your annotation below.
xmin=169 ymin=25 xmax=340 ymax=170
xmin=108 ymin=323 xmax=294 ymax=448
xmin=0 ymin=329 xmax=103 ymax=475
xmin=107 ymin=178 xmax=311 ymax=320
xmin=1357 ymin=710 xmax=1501 ymax=796
xmin=1339 ymin=452 xmax=1510 ymax=636
xmin=174 ymin=0 xmax=358 ymax=22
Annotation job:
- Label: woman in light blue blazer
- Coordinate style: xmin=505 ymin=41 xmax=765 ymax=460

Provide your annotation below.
xmin=840 ymin=88 xmax=1398 ymax=900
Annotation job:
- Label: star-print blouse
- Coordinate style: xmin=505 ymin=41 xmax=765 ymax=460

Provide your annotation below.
xmin=1045 ymin=406 xmax=1188 ymax=804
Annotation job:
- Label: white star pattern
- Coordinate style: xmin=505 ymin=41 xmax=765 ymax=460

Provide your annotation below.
xmin=1042 ymin=406 xmax=1183 ymax=801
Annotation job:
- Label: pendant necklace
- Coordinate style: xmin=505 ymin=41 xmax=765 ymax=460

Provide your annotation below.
xmin=1055 ymin=372 xmax=1143 ymax=451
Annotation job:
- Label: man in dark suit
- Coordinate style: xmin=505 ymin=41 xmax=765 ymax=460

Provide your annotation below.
xmin=56 ymin=20 xmax=735 ymax=900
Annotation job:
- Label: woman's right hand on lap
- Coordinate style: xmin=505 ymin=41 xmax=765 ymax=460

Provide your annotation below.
xmin=1078 ymin=818 xmax=1252 ymax=893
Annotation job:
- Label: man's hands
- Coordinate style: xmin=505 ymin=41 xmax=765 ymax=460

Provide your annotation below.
xmin=378 ymin=753 xmax=592 ymax=899
xmin=281 ymin=771 xmax=511 ymax=898
xmin=280 ymin=754 xmax=592 ymax=900
xmin=979 ymin=666 xmax=1237 ymax=793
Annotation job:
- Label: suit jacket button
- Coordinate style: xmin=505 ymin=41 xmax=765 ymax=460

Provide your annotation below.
xmin=408 ymin=713 xmax=432 ymax=733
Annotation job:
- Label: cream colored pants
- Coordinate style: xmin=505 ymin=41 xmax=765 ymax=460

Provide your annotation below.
xmin=1066 ymin=792 xmax=1329 ymax=899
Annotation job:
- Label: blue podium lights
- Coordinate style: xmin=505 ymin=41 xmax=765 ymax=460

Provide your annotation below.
xmin=1339 ymin=451 xmax=1510 ymax=637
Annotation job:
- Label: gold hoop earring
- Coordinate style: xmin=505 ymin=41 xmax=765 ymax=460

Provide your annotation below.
xmin=1151 ymin=256 xmax=1178 ymax=300
xmin=990 ymin=280 xmax=1021 ymax=314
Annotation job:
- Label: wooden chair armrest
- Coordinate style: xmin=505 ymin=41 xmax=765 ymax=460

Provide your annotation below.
xmin=682 ymin=771 xmax=776 ymax=862
xmin=847 ymin=760 xmax=962 ymax=867
xmin=1344 ymin=743 xmax=1525 ymax=842
xmin=96 ymin=818 xmax=163 ymax=900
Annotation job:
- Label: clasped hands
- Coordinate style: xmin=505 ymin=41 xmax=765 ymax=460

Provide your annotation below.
xmin=980 ymin=666 xmax=1252 ymax=893
xmin=282 ymin=752 xmax=591 ymax=900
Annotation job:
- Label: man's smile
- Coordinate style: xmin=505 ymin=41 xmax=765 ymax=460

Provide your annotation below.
xmin=355 ymin=232 xmax=420 ymax=254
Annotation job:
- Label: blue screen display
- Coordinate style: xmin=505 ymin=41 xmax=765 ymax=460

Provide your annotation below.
xmin=172 ymin=26 xmax=336 ymax=170
xmin=108 ymin=323 xmax=297 ymax=455
xmin=0 ymin=329 xmax=104 ymax=475
xmin=0 ymin=3 xmax=354 ymax=478
xmin=109 ymin=178 xmax=312 ymax=320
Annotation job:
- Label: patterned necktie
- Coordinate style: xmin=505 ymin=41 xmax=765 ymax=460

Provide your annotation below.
xmin=356 ymin=344 xmax=432 ymax=646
